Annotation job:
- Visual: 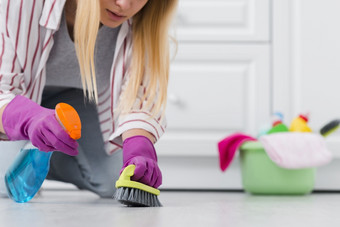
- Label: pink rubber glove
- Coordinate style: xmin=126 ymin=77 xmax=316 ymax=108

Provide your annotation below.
xmin=121 ymin=135 xmax=162 ymax=188
xmin=2 ymin=95 xmax=78 ymax=156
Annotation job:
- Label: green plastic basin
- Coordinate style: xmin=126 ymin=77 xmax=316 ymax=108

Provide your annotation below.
xmin=239 ymin=141 xmax=315 ymax=195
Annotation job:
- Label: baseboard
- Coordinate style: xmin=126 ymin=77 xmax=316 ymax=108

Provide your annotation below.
xmin=158 ymin=156 xmax=340 ymax=190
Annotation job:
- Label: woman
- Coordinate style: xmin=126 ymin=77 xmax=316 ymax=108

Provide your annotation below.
xmin=0 ymin=0 xmax=177 ymax=197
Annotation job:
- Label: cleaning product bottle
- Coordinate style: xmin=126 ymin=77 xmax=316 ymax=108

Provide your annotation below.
xmin=267 ymin=112 xmax=289 ymax=134
xmin=4 ymin=103 xmax=81 ymax=203
xmin=289 ymin=113 xmax=312 ymax=132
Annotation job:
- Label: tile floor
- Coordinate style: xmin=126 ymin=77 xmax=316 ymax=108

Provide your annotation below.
xmin=1 ymin=189 xmax=340 ymax=227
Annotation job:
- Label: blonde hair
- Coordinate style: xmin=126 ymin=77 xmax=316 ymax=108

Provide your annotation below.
xmin=74 ymin=0 xmax=178 ymax=116
xmin=74 ymin=0 xmax=100 ymax=103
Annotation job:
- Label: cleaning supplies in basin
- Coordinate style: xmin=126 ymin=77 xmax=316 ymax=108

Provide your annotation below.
xmin=5 ymin=103 xmax=81 ymax=203
xmin=219 ymin=113 xmax=333 ymax=195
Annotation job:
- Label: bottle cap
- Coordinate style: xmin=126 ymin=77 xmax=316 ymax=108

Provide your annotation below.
xmin=55 ymin=103 xmax=81 ymax=140
xmin=299 ymin=113 xmax=309 ymax=122
xmin=272 ymin=112 xmax=284 ymax=126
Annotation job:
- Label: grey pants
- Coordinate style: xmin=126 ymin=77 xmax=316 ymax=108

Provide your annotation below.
xmin=41 ymin=87 xmax=122 ymax=198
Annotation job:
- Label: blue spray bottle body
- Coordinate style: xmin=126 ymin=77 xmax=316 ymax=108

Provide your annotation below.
xmin=4 ymin=103 xmax=81 ymax=203
xmin=5 ymin=143 xmax=52 ymax=203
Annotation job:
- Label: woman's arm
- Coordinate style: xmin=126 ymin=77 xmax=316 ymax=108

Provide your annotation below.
xmin=0 ymin=1 xmax=28 ymax=138
xmin=122 ymin=129 xmax=155 ymax=144
xmin=1 ymin=104 xmax=156 ymax=142
xmin=0 ymin=101 xmax=149 ymax=144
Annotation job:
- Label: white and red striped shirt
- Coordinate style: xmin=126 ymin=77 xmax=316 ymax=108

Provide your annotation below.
xmin=0 ymin=0 xmax=166 ymax=155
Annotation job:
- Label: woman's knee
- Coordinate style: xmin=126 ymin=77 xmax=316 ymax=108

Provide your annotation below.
xmin=93 ymin=181 xmax=116 ymax=198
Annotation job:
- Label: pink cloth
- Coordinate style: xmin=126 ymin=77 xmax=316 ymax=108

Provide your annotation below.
xmin=259 ymin=132 xmax=333 ymax=169
xmin=218 ymin=133 xmax=256 ymax=171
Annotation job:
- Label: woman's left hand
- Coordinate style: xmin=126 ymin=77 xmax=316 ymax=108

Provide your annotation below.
xmin=121 ymin=135 xmax=162 ymax=188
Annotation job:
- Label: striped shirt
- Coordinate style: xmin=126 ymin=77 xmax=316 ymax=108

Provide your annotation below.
xmin=0 ymin=0 xmax=166 ymax=155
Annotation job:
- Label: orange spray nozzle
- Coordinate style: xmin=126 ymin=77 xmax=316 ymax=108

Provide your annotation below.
xmin=55 ymin=103 xmax=81 ymax=140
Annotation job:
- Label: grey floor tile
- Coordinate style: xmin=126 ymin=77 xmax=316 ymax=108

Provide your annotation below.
xmin=1 ymin=190 xmax=340 ymax=227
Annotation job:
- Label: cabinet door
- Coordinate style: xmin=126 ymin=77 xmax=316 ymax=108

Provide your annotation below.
xmin=175 ymin=0 xmax=270 ymax=42
xmin=156 ymin=43 xmax=271 ymax=156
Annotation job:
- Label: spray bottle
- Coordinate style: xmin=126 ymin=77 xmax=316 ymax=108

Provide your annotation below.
xmin=289 ymin=113 xmax=312 ymax=132
xmin=4 ymin=103 xmax=81 ymax=203
xmin=267 ymin=112 xmax=289 ymax=134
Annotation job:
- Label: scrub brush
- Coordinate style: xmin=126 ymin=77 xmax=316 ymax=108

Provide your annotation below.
xmin=320 ymin=119 xmax=340 ymax=137
xmin=114 ymin=165 xmax=162 ymax=207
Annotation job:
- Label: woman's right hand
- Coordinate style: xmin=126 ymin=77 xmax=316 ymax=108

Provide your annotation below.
xmin=121 ymin=135 xmax=162 ymax=188
xmin=1 ymin=95 xmax=78 ymax=156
